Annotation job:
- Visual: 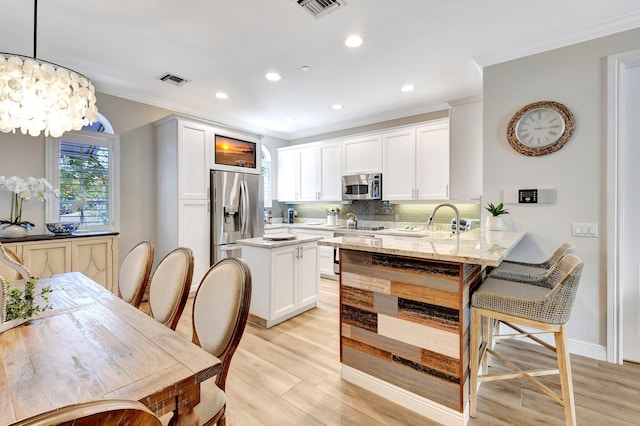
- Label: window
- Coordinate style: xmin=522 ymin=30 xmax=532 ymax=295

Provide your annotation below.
xmin=262 ymin=145 xmax=272 ymax=208
xmin=46 ymin=115 xmax=119 ymax=231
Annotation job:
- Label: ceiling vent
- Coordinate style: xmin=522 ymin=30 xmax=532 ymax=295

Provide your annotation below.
xmin=158 ymin=73 xmax=189 ymax=87
xmin=296 ymin=0 xmax=345 ymax=18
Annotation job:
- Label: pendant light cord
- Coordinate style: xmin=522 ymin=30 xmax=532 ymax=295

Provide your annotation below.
xmin=33 ymin=0 xmax=38 ymax=59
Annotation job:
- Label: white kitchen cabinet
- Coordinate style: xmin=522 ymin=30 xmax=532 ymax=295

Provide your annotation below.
xmin=277 ymin=148 xmax=298 ymax=201
xmin=289 ymin=228 xmax=335 ymax=277
xmin=448 ymin=97 xmax=482 ymax=200
xmin=5 ymin=233 xmax=118 ymax=292
xmin=382 ymin=119 xmax=450 ymax=201
xmin=342 ymin=134 xmax=382 ymax=175
xmin=277 ymin=142 xmax=342 ymax=202
xmin=242 ymin=240 xmax=319 ymax=328
xmin=298 ymin=145 xmax=319 ymax=201
xmin=416 ymin=120 xmax=450 ymax=199
xmin=381 ymin=127 xmax=416 ymax=200
xmin=155 ymin=115 xmax=211 ymax=289
xmin=318 ymin=141 xmax=342 ymax=201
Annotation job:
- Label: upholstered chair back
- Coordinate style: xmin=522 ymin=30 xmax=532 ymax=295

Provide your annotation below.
xmin=148 ymin=247 xmax=193 ymax=330
xmin=0 ymin=245 xmax=30 ymax=282
xmin=118 ymin=241 xmax=154 ymax=308
xmin=192 ymin=257 xmax=252 ymax=390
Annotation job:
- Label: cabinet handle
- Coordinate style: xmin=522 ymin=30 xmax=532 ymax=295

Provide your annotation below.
xmin=300 ymin=246 xmax=304 ymax=259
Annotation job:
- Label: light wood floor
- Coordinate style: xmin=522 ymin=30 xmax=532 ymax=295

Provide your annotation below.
xmin=153 ymin=278 xmax=640 ymax=425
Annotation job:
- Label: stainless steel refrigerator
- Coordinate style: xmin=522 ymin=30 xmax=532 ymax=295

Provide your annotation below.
xmin=210 ymin=170 xmax=264 ymax=265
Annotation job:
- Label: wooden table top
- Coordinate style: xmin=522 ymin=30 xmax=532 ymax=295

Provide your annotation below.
xmin=0 ymin=272 xmax=221 ymax=425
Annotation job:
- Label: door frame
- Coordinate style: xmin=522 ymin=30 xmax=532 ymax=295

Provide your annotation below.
xmin=606 ymin=48 xmax=640 ymax=364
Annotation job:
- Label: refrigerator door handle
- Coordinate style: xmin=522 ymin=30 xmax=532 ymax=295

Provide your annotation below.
xmin=241 ymin=180 xmax=249 ymax=237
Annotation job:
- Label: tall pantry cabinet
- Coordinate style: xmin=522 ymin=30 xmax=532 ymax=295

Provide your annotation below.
xmin=155 ymin=115 xmax=211 ymax=290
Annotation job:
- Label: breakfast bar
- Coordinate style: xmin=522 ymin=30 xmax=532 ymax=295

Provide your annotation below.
xmin=318 ymin=229 xmax=525 ymax=425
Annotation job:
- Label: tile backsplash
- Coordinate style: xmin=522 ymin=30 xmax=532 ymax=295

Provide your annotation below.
xmin=280 ymin=200 xmax=480 ymax=226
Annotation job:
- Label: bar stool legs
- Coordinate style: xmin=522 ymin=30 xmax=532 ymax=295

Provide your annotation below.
xmin=470 ymin=308 xmax=577 ymax=426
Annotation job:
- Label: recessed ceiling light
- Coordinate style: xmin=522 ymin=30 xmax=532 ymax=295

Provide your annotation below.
xmin=265 ymin=72 xmax=282 ymax=81
xmin=285 ymin=116 xmax=295 ymax=123
xmin=332 ymin=104 xmax=343 ymax=110
xmin=345 ymin=35 xmax=363 ymax=48
xmin=301 ymin=65 xmax=311 ymax=72
xmin=215 ymin=92 xmax=229 ymax=99
xmin=401 ymin=84 xmax=415 ymax=92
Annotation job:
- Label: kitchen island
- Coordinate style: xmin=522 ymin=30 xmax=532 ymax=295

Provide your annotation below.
xmin=318 ymin=229 xmax=525 ymax=425
xmin=238 ymin=233 xmax=324 ymax=328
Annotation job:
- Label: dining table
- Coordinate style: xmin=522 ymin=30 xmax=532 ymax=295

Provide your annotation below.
xmin=0 ymin=272 xmax=221 ymax=425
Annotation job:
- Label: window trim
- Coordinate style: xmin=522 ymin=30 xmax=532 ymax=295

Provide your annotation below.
xmin=45 ymin=130 xmax=120 ymax=232
xmin=262 ymin=145 xmax=273 ymax=208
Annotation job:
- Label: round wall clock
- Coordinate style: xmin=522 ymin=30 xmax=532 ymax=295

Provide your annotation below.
xmin=506 ymin=101 xmax=575 ymax=156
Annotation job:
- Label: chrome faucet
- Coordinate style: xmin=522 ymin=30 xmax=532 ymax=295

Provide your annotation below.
xmin=427 ymin=203 xmax=460 ymax=242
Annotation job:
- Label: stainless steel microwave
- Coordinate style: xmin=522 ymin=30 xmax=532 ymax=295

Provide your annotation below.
xmin=342 ymin=173 xmax=382 ymax=200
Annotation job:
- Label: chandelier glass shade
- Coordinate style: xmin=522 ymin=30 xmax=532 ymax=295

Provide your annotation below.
xmin=0 ymin=53 xmax=98 ymax=138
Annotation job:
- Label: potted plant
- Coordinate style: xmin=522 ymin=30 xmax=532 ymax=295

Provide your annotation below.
xmin=485 ymin=202 xmax=509 ymax=231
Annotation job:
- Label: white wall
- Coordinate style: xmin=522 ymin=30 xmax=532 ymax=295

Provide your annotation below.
xmin=483 ymin=27 xmax=640 ymax=356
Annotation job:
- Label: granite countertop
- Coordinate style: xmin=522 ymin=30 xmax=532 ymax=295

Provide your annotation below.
xmin=318 ymin=229 xmax=526 ymax=267
xmin=237 ymin=233 xmax=324 ymax=249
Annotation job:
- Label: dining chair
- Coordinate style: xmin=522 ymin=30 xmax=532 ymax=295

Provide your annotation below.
xmin=487 ymin=243 xmax=575 ymax=281
xmin=148 ymin=247 xmax=193 ymax=330
xmin=1 ymin=276 xmax=6 ymax=323
xmin=9 ymin=399 xmax=161 ymax=426
xmin=160 ymin=257 xmax=252 ymax=426
xmin=0 ymin=244 xmax=31 ymax=282
xmin=118 ymin=241 xmax=154 ymax=308
xmin=470 ymin=254 xmax=584 ymax=426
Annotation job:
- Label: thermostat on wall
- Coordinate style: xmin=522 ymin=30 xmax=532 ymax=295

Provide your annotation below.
xmin=502 ymin=188 xmax=556 ymax=204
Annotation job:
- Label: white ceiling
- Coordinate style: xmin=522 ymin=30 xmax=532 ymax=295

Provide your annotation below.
xmin=2 ymin=0 xmax=640 ymax=140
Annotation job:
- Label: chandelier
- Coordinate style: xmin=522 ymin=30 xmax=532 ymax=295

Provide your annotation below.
xmin=0 ymin=0 xmax=98 ymax=138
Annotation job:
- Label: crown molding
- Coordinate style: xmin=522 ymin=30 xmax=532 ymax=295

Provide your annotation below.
xmin=474 ymin=10 xmax=640 ymax=68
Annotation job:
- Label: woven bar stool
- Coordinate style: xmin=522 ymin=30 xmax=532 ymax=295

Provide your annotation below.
xmin=470 ymin=254 xmax=584 ymax=426
xmin=488 ymin=243 xmax=575 ymax=281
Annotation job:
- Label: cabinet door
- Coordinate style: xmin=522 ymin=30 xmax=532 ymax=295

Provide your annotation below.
xmin=382 ymin=128 xmax=416 ymax=200
xmin=318 ymin=246 xmax=334 ymax=276
xmin=72 ymin=238 xmax=113 ymax=291
xmin=342 ymin=134 xmax=382 ymax=175
xmin=277 ymin=148 xmax=299 ymax=201
xmin=271 ymin=246 xmax=298 ymax=318
xmin=298 ymin=243 xmax=319 ymax=306
xmin=318 ymin=142 xmax=342 ymax=201
xmin=179 ymin=199 xmax=210 ymax=289
xmin=298 ymin=145 xmax=319 ymax=201
xmin=22 ymin=241 xmax=72 ymax=278
xmin=416 ymin=121 xmax=450 ymax=200
xmin=179 ymin=121 xmax=211 ymax=200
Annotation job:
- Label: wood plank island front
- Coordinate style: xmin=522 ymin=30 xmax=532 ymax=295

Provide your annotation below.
xmin=318 ymin=229 xmax=525 ymax=425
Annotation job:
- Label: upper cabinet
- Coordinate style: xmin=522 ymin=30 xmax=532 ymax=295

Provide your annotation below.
xmin=382 ymin=119 xmax=450 ymax=201
xmin=317 ymin=141 xmax=342 ymax=201
xmin=342 ymin=134 xmax=382 ymax=175
xmin=277 ymin=141 xmax=342 ymax=202
xmin=448 ymin=98 xmax=482 ymax=200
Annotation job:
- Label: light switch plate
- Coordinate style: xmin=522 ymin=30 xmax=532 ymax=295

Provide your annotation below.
xmin=572 ymin=222 xmax=598 ymax=237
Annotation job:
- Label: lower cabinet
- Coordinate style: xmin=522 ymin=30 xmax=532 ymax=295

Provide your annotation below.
xmin=288 ymin=228 xmax=335 ymax=278
xmin=242 ymin=241 xmax=319 ymax=328
xmin=4 ymin=233 xmax=119 ymax=293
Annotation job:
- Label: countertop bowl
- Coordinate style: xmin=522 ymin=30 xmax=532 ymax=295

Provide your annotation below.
xmin=46 ymin=222 xmax=79 ymax=235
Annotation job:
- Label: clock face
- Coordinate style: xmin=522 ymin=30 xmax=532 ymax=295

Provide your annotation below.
xmin=506 ymin=101 xmax=575 ymax=156
xmin=515 ymin=107 xmax=565 ymax=148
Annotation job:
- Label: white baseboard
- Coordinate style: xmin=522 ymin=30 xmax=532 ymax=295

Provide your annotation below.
xmin=341 ymin=365 xmax=469 ymax=426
